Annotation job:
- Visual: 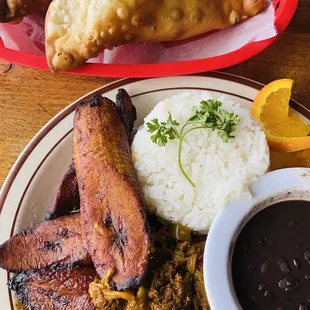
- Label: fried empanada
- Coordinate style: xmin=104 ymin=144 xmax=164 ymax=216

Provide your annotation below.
xmin=45 ymin=0 xmax=266 ymax=72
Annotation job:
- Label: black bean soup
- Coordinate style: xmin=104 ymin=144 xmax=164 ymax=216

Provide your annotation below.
xmin=232 ymin=200 xmax=310 ymax=310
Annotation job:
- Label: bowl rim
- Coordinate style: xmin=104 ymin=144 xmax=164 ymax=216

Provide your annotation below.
xmin=204 ymin=167 xmax=310 ymax=310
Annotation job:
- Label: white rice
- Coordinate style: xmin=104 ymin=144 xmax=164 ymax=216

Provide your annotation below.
xmin=131 ymin=92 xmax=270 ymax=233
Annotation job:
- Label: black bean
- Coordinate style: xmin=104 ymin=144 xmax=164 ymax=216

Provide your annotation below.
xmin=248 ymin=295 xmax=255 ymax=301
xmin=277 ymin=307 xmax=284 ymax=310
xmin=258 ymin=284 xmax=265 ymax=291
xmin=304 ymin=250 xmax=310 ymax=261
xmin=288 ymin=220 xmax=297 ymax=227
xmin=278 ymin=277 xmax=300 ymax=293
xmin=305 ymin=274 xmax=310 ymax=280
xmin=261 ymin=261 xmax=270 ymax=275
xmin=299 ymin=305 xmax=307 ymax=310
xmin=264 ymin=289 xmax=271 ymax=298
xmin=278 ymin=280 xmax=286 ymax=289
xmin=296 ymin=243 xmax=302 ymax=249
xmin=293 ymin=259 xmax=300 ymax=268
xmin=278 ymin=257 xmax=291 ymax=274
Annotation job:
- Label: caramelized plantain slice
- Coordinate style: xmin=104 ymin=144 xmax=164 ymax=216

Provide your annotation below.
xmin=45 ymin=162 xmax=80 ymax=220
xmin=0 ymin=214 xmax=91 ymax=272
xmin=8 ymin=266 xmax=97 ymax=310
xmin=115 ymin=88 xmax=137 ymax=142
xmin=45 ymin=89 xmax=136 ymax=220
xmin=73 ymin=95 xmax=150 ymax=290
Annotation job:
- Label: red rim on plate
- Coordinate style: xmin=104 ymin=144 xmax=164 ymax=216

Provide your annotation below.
xmin=0 ymin=1 xmax=299 ymax=77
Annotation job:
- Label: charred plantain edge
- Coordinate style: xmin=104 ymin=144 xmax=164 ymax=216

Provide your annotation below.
xmin=44 ymin=211 xmax=56 ymax=220
xmin=113 ymin=225 xmax=151 ymax=291
xmin=7 ymin=272 xmax=27 ymax=291
xmin=115 ymin=89 xmax=137 ymax=125
xmin=115 ymin=88 xmax=128 ymax=113
xmin=115 ymin=88 xmax=126 ymax=102
xmin=76 ymin=94 xmax=104 ymax=109
xmin=7 ymin=272 xmax=29 ymax=307
xmin=66 ymin=163 xmax=76 ymax=175
xmin=7 ymin=262 xmax=77 ymax=288
xmin=112 ymin=273 xmax=146 ymax=291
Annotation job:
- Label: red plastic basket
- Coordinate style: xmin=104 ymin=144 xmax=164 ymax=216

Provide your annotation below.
xmin=0 ymin=0 xmax=298 ymax=77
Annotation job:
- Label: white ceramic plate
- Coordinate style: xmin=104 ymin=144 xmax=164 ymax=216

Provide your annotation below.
xmin=0 ymin=72 xmax=309 ymax=309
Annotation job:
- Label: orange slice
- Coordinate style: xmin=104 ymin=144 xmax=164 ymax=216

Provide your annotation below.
xmin=251 ymin=79 xmax=310 ymax=152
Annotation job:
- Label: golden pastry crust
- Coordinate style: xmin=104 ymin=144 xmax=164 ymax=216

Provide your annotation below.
xmin=45 ymin=0 xmax=266 ymax=72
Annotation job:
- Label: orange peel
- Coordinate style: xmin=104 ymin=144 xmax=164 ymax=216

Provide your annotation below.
xmin=251 ymin=79 xmax=310 ymax=153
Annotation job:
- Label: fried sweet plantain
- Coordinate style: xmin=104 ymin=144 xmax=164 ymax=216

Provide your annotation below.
xmin=45 ymin=89 xmax=136 ymax=220
xmin=73 ymin=95 xmax=150 ymax=290
xmin=45 ymin=162 xmax=80 ymax=220
xmin=0 ymin=214 xmax=91 ymax=272
xmin=8 ymin=266 xmax=97 ymax=310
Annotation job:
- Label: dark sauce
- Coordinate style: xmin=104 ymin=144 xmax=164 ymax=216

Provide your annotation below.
xmin=232 ymin=200 xmax=310 ymax=310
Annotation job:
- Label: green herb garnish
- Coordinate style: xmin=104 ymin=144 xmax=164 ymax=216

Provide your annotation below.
xmin=146 ymin=100 xmax=241 ymax=187
xmin=147 ymin=113 xmax=180 ymax=146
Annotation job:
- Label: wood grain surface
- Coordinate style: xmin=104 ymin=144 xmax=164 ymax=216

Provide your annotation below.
xmin=0 ymin=0 xmax=309 ymax=187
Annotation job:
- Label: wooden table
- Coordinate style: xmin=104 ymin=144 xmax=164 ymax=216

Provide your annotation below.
xmin=0 ymin=1 xmax=309 ymax=187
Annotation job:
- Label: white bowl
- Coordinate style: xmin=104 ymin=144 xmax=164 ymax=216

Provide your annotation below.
xmin=204 ymin=167 xmax=310 ymax=310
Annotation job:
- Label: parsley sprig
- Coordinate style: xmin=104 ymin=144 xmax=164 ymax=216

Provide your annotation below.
xmin=146 ymin=99 xmax=241 ymax=187
xmin=147 ymin=113 xmax=180 ymax=146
